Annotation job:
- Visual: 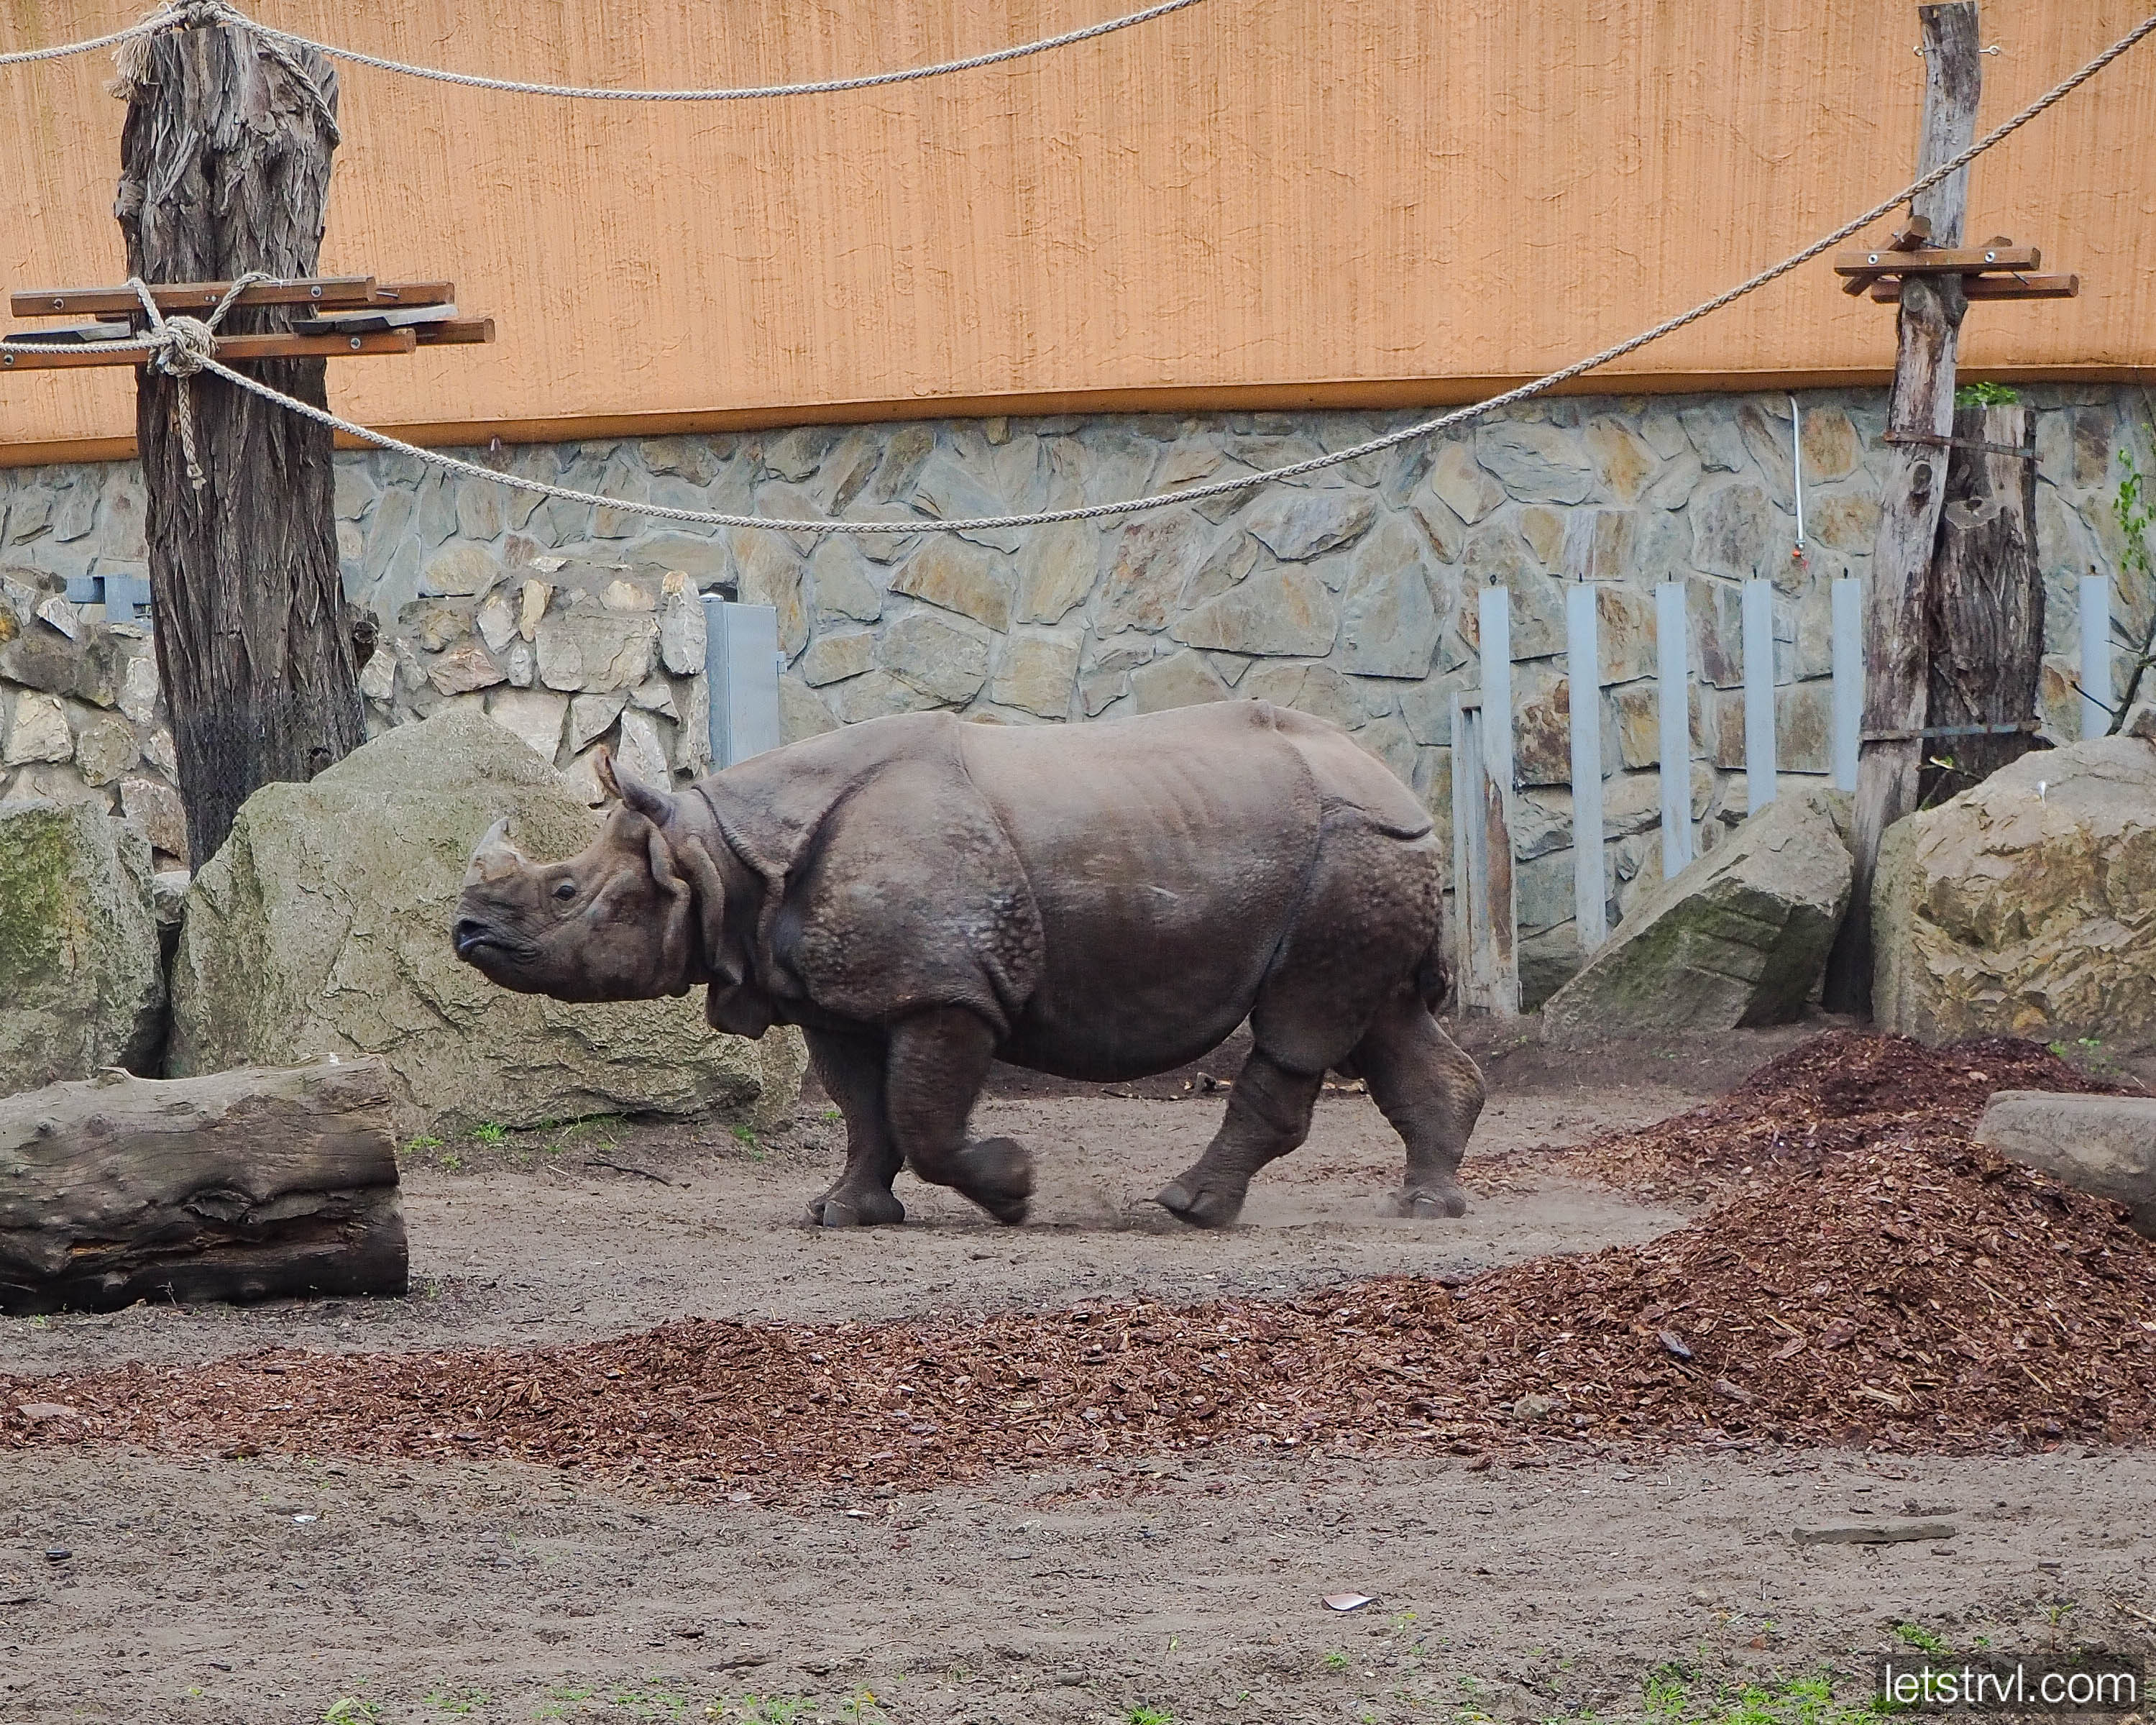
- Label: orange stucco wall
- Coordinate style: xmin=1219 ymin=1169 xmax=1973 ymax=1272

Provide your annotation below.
xmin=3 ymin=0 xmax=2152 ymax=458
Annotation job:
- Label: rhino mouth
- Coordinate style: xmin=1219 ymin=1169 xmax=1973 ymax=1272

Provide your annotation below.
xmin=453 ymin=918 xmax=537 ymax=966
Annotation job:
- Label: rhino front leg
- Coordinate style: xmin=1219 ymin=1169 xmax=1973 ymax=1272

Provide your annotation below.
xmin=803 ymin=1027 xmax=907 ymax=1228
xmin=884 ymin=1007 xmax=1034 ymax=1225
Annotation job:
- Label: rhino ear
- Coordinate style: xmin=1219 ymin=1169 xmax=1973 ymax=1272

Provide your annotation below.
xmin=598 ymin=743 xmax=677 ymax=828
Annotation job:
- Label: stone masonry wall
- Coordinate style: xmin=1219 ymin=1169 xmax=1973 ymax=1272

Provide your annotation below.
xmin=4 ymin=385 xmax=2149 ymax=1000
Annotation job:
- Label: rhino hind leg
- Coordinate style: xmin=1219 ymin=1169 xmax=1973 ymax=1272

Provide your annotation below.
xmin=884 ymin=1007 xmax=1035 ymax=1225
xmin=1155 ymin=1050 xmax=1324 ymax=1228
xmin=1354 ymin=989 xmax=1485 ymax=1220
xmin=803 ymin=1027 xmax=907 ymax=1228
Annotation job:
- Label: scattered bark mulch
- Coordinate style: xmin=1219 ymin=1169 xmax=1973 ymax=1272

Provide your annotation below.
xmin=1533 ymin=1028 xmax=2132 ymax=1200
xmin=6 ymin=1031 xmax=2152 ymax=1497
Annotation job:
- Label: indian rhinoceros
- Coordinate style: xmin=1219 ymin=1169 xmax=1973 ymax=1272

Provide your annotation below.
xmin=452 ymin=700 xmax=1485 ymax=1228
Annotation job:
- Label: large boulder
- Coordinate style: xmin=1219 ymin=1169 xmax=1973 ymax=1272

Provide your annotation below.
xmin=1541 ymin=787 xmax=1852 ymax=1045
xmin=0 ymin=799 xmax=165 ymax=1094
xmin=168 ymin=709 xmax=805 ymax=1132
xmin=1873 ymin=735 xmax=2156 ymax=1052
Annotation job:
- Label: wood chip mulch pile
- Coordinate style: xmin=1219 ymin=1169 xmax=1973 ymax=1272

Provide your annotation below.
xmin=1533 ymin=1028 xmax=2132 ymax=1200
xmin=5 ymin=1033 xmax=2152 ymax=1495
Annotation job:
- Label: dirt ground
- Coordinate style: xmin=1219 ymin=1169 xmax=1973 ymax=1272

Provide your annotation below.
xmin=3 ymin=1022 xmax=2152 ymax=1724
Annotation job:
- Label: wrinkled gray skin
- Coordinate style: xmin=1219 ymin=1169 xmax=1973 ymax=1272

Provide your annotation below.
xmin=454 ymin=701 xmax=1485 ymax=1228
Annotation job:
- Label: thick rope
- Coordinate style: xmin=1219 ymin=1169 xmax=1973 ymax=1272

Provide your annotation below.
xmin=126 ymin=272 xmax=275 ymax=490
xmin=0 ymin=14 xmax=171 ymax=69
xmin=151 ymin=8 xmax=2156 ymax=539
xmin=2 ymin=0 xmax=1208 ymax=98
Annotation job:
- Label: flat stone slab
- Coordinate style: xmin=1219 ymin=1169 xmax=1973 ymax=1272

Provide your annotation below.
xmin=1792 ymin=1521 xmax=1956 ymax=1547
xmin=1975 ymin=1090 xmax=2156 ymax=1236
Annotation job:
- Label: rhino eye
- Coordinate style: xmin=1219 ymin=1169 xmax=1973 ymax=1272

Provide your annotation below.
xmin=552 ymin=880 xmax=578 ymax=902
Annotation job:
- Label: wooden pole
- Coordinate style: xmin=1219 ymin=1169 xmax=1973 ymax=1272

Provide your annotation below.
xmin=115 ymin=19 xmax=363 ymax=869
xmin=1822 ymin=0 xmax=1981 ymax=1013
xmin=1919 ymin=401 xmax=2042 ymax=802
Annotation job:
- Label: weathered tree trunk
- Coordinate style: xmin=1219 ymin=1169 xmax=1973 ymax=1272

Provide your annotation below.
xmin=1919 ymin=403 xmax=2043 ymax=802
xmin=0 ymin=1058 xmax=406 ymax=1316
xmin=116 ymin=20 xmax=362 ymax=869
xmin=1822 ymin=0 xmax=1981 ymax=1014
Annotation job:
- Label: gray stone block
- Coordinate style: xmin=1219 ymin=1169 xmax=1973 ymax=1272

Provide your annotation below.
xmin=1976 ymin=1092 xmax=2156 ymax=1236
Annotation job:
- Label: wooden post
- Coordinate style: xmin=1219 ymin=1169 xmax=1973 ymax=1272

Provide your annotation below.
xmin=116 ymin=18 xmax=363 ymax=868
xmin=1822 ymin=0 xmax=1981 ymax=1013
xmin=1919 ymin=402 xmax=2042 ymax=800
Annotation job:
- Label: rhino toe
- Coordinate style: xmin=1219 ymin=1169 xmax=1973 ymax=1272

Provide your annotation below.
xmin=1154 ymin=1177 xmax=1244 ymax=1228
xmin=1384 ymin=1184 xmax=1467 ymax=1220
xmin=809 ymin=1187 xmax=906 ymax=1228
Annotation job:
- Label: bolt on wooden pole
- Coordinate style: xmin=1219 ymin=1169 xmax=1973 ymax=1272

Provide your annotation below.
xmin=1822 ymin=0 xmax=1982 ymax=1014
xmin=115 ymin=17 xmax=364 ymax=868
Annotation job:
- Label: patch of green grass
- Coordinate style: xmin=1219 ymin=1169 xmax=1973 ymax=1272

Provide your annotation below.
xmin=1894 ymin=1621 xmax=1950 ymax=1656
xmin=405 ymin=1134 xmax=444 ymax=1155
xmin=1323 ymin=1649 xmax=1352 ymax=1673
xmin=705 ymin=1700 xmax=811 ymax=1725
xmin=424 ymin=1688 xmax=490 ymax=1715
xmin=324 ymin=1701 xmax=383 ymax=1725
xmin=1955 ymin=380 xmax=2019 ymax=408
xmin=820 ymin=1109 xmax=843 ymax=1123
xmin=1627 ymin=1667 xmax=1904 ymax=1725
xmin=439 ymin=1149 xmax=464 ymax=1172
xmin=1127 ymin=1708 xmax=1175 ymax=1725
xmin=470 ymin=1122 xmax=508 ymax=1145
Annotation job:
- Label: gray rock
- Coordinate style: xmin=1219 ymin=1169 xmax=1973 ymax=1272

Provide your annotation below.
xmin=483 ymin=687 xmax=567 ymax=764
xmin=877 ymin=612 xmax=990 ymax=705
xmin=534 ymin=610 xmax=656 ymax=693
xmin=119 ymin=774 xmax=188 ymax=861
xmin=656 ymin=573 xmax=709 ymax=674
xmin=891 ymin=540 xmax=1014 ymax=631
xmin=1426 ymin=441 xmax=1505 ymax=524
xmin=1242 ymin=487 xmax=1377 ymax=562
xmin=1976 ymin=1092 xmax=2156 ymax=1236
xmin=1172 ymin=568 xmax=1337 ymax=657
xmin=1128 ymin=651 xmax=1230 ymax=713
xmin=1474 ymin=422 xmax=1595 ymax=505
xmin=166 ymin=709 xmax=802 ymax=1131
xmin=4 ymin=692 xmax=73 ymax=766
xmin=807 ymin=539 xmax=884 ymax=626
xmin=826 ymin=667 xmax=940 ymax=724
xmin=1337 ymin=516 xmax=1441 ymax=677
xmin=1873 ymin=735 xmax=2156 ymax=1052
xmin=1541 ymin=788 xmax=1853 ymax=1045
xmin=73 ymin=713 xmax=138 ymax=787
xmin=799 ymin=629 xmax=878 ymax=688
xmin=990 ymin=633 xmax=1081 ymax=718
xmin=615 ymin=708 xmax=672 ymax=786
xmin=569 ymin=691 xmax=630 ymax=751
xmin=1692 ymin=483 xmax=1772 ymax=579
xmin=0 ymin=799 xmax=164 ymax=1095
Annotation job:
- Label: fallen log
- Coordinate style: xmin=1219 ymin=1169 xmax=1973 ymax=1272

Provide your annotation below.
xmin=0 ymin=1058 xmax=406 ymax=1315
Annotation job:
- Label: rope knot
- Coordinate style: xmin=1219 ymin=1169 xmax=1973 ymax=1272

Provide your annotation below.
xmin=149 ymin=314 xmax=216 ymax=377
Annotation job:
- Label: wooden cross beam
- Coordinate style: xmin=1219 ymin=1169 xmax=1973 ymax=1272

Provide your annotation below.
xmin=1 ymin=275 xmax=492 ymax=371
xmin=1832 ymin=235 xmax=2081 ymax=303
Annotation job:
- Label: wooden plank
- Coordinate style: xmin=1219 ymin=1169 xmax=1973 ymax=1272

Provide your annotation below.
xmin=1824 ymin=0 xmax=1981 ymax=1014
xmin=1834 ymin=244 xmax=2040 ymax=278
xmin=1 ymin=330 xmax=421 ymax=370
xmin=414 ymin=316 xmax=495 ymax=346
xmin=369 ymin=280 xmax=455 ymax=306
xmin=10 ymin=276 xmax=377 ymax=318
xmin=1868 ymin=273 xmax=2078 ymax=303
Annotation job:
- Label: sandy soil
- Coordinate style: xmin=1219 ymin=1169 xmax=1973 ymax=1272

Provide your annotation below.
xmin=3 ymin=1025 xmax=2152 ymax=1724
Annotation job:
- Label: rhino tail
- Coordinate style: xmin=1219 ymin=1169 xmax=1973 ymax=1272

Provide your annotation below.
xmin=1417 ymin=928 xmax=1454 ymax=1017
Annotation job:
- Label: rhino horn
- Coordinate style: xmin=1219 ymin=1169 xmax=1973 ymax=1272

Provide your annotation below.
xmin=467 ymin=815 xmax=524 ymax=879
xmin=597 ymin=743 xmax=676 ymax=827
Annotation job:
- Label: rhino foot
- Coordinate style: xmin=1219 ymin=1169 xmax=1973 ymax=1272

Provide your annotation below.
xmin=955 ymin=1136 xmax=1034 ymax=1226
xmin=1382 ymin=1181 xmax=1467 ymax=1220
xmin=807 ymin=1186 xmax=907 ymax=1228
xmin=1153 ymin=1176 xmax=1245 ymax=1229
